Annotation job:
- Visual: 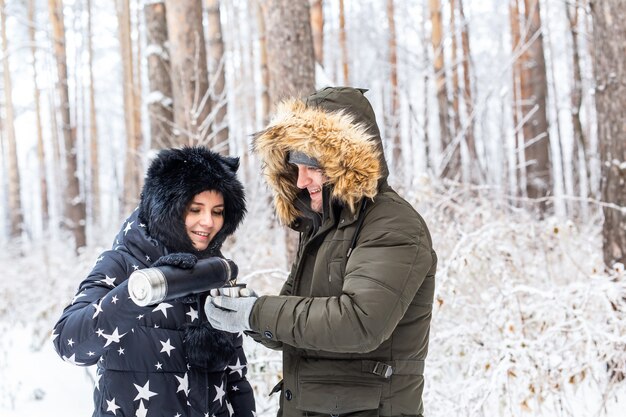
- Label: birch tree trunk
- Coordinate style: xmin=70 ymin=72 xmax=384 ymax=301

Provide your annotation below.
xmin=591 ymin=0 xmax=626 ymax=267
xmin=144 ymin=0 xmax=174 ymax=150
xmin=310 ymin=0 xmax=323 ymax=66
xmin=48 ymin=0 xmax=87 ymax=250
xmin=1 ymin=0 xmax=22 ymax=238
xmin=206 ymin=0 xmax=229 ymax=154
xmin=165 ymin=0 xmax=211 ymax=145
xmin=566 ymin=1 xmax=591 ymax=203
xmin=29 ymin=0 xmax=49 ymax=229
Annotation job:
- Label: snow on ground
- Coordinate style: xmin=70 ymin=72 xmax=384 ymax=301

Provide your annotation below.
xmin=1 ymin=183 xmax=625 ymax=416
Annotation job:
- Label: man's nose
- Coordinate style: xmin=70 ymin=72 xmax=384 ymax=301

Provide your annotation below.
xmin=296 ymin=166 xmax=310 ymax=189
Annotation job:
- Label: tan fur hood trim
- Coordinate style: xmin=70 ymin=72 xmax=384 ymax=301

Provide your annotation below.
xmin=253 ymin=99 xmax=382 ymax=224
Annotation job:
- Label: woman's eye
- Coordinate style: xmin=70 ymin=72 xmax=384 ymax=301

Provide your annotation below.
xmin=213 ymin=211 xmax=224 ymax=216
xmin=188 ymin=207 xmax=201 ymax=214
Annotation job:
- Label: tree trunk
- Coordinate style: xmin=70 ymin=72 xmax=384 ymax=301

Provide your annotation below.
xmin=256 ymin=1 xmax=270 ymax=126
xmin=458 ymin=0 xmax=476 ymax=169
xmin=1 ymin=0 xmax=22 ymax=238
xmin=261 ymin=0 xmax=316 ymax=266
xmin=566 ymin=1 xmax=591 ymax=203
xmin=144 ymin=0 xmax=174 ymax=150
xmin=386 ymin=0 xmax=401 ymax=176
xmin=206 ymin=0 xmax=229 ymax=154
xmin=591 ymin=0 xmax=626 ymax=267
xmin=261 ymin=0 xmax=316 ymax=103
xmin=48 ymin=0 xmax=87 ymax=250
xmin=429 ymin=0 xmax=457 ymax=179
xmin=116 ymin=0 xmax=142 ymax=215
xmin=310 ymin=0 xmax=323 ymax=66
xmin=165 ymin=0 xmax=211 ymax=145
xmin=449 ymin=0 xmax=460 ymax=138
xmin=28 ymin=0 xmax=49 ymax=230
xmin=519 ymin=0 xmax=552 ymax=211
xmin=338 ymin=0 xmax=349 ymax=85
xmin=86 ymin=0 xmax=99 ymax=225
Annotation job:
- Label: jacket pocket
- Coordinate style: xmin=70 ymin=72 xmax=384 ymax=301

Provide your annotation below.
xmin=297 ymin=380 xmax=382 ymax=415
xmin=327 ymin=259 xmax=345 ymax=295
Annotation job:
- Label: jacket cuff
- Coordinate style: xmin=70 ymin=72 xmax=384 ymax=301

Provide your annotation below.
xmin=249 ymin=295 xmax=287 ymax=341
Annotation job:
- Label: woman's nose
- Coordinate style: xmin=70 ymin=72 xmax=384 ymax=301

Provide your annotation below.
xmin=199 ymin=212 xmax=214 ymax=227
xmin=296 ymin=166 xmax=310 ymax=189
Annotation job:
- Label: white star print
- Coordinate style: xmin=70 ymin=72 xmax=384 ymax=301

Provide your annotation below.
xmin=153 ymin=302 xmax=173 ymax=318
xmin=101 ymin=327 xmax=127 ymax=347
xmin=145 ymin=255 xmax=151 ymax=262
xmin=62 ymin=353 xmax=84 ymax=365
xmin=186 ymin=306 xmax=198 ymax=322
xmin=51 ymin=332 xmax=58 ymax=341
xmin=124 ymin=221 xmax=134 ymax=235
xmin=111 ymin=295 xmax=119 ymax=304
xmin=106 ymin=397 xmax=121 ymax=415
xmin=226 ymin=400 xmax=234 ymax=417
xmin=134 ymin=380 xmax=158 ymax=401
xmin=132 ymin=264 xmax=140 ymax=271
xmin=87 ymin=351 xmax=95 ymax=356
xmin=95 ymin=255 xmax=104 ymax=264
xmin=231 ymin=385 xmax=239 ymax=391
xmin=213 ymin=381 xmax=226 ymax=406
xmin=228 ymin=358 xmax=245 ymax=378
xmin=95 ymin=372 xmax=102 ymax=390
xmin=136 ymin=399 xmax=148 ymax=417
xmin=96 ymin=328 xmax=104 ymax=337
xmin=175 ymin=372 xmax=189 ymax=396
xmin=160 ymin=338 xmax=176 ymax=356
xmin=92 ymin=299 xmax=104 ymax=318
xmin=155 ymin=362 xmax=163 ymax=370
xmin=72 ymin=291 xmax=87 ymax=304
xmin=67 ymin=338 xmax=74 ymax=347
xmin=137 ymin=314 xmax=144 ymax=320
xmin=100 ymin=275 xmax=116 ymax=287
xmin=117 ymin=347 xmax=125 ymax=355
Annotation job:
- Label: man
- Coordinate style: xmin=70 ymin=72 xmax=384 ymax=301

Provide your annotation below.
xmin=205 ymin=87 xmax=437 ymax=417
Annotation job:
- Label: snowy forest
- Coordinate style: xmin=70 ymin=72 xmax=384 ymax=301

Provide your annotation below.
xmin=0 ymin=0 xmax=625 ymax=416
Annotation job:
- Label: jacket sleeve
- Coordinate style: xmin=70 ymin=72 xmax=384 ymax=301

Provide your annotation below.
xmin=52 ymin=250 xmax=150 ymax=365
xmin=225 ymin=339 xmax=256 ymax=416
xmin=249 ymin=201 xmax=435 ymax=353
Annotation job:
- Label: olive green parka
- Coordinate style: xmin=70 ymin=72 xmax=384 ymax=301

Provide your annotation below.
xmin=250 ymin=87 xmax=436 ymax=417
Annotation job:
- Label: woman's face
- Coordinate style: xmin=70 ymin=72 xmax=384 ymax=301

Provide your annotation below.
xmin=184 ymin=190 xmax=225 ymax=251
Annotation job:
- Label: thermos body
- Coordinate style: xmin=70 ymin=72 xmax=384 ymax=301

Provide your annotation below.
xmin=128 ymin=257 xmax=237 ymax=306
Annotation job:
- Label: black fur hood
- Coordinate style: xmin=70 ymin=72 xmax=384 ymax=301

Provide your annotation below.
xmin=138 ymin=146 xmax=246 ymax=258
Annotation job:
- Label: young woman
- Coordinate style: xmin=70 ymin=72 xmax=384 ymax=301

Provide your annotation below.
xmin=52 ymin=146 xmax=254 ymax=417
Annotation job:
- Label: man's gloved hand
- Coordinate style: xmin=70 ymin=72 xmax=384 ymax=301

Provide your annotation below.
xmin=151 ymin=253 xmax=198 ymax=269
xmin=204 ymin=295 xmax=258 ymax=333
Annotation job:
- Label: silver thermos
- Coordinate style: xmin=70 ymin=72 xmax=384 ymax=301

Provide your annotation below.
xmin=128 ymin=257 xmax=238 ymax=306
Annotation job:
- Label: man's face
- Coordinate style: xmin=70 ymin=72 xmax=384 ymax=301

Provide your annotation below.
xmin=295 ymin=164 xmax=326 ymax=212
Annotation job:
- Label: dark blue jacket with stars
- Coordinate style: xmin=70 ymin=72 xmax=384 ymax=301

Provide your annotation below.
xmin=52 ymin=211 xmax=256 ymax=417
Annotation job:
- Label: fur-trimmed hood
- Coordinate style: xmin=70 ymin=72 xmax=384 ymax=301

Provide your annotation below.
xmin=138 ymin=146 xmax=246 ymax=258
xmin=253 ymin=87 xmax=388 ymax=225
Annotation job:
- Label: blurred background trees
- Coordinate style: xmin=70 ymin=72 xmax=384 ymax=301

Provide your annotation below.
xmin=0 ymin=0 xmax=623 ymax=266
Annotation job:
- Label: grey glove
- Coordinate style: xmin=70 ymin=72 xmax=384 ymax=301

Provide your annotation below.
xmin=204 ymin=295 xmax=257 ymax=333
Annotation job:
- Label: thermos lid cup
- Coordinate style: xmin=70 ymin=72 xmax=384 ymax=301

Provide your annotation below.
xmin=128 ymin=268 xmax=167 ymax=307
